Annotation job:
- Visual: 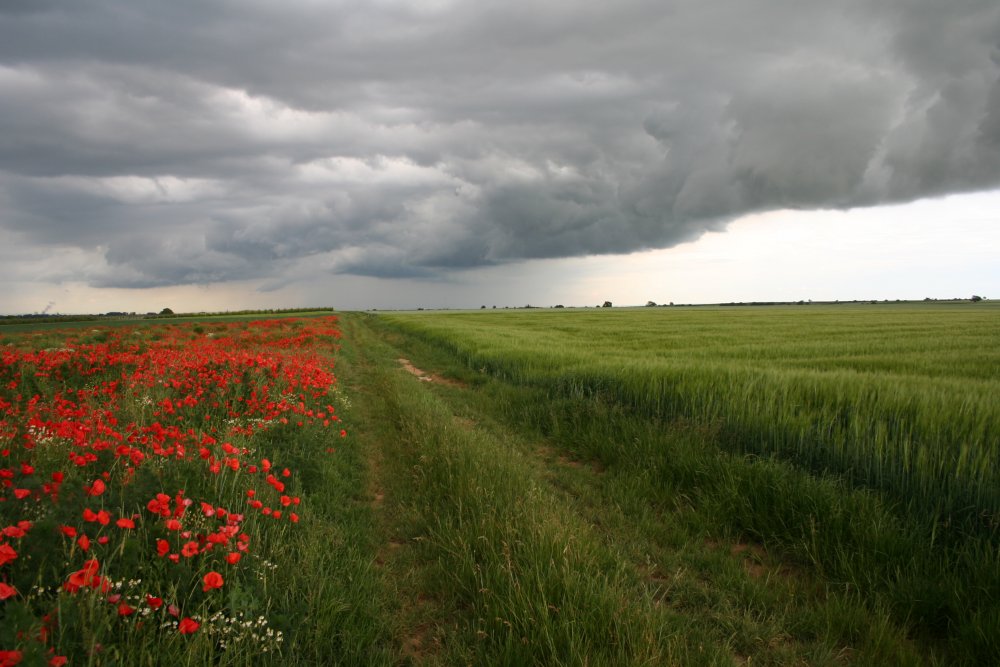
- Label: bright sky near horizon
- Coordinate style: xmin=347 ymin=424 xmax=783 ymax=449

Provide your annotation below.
xmin=1 ymin=1 xmax=998 ymax=314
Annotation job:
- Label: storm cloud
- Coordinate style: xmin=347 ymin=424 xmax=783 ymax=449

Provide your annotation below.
xmin=1 ymin=0 xmax=998 ymax=290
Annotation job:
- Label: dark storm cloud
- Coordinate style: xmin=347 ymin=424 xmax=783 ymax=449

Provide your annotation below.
xmin=0 ymin=0 xmax=998 ymax=288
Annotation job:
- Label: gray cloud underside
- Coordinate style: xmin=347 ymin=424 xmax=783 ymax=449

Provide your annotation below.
xmin=1 ymin=0 xmax=998 ymax=288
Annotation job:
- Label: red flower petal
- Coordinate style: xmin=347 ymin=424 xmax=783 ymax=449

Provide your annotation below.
xmin=178 ymin=617 xmax=200 ymax=634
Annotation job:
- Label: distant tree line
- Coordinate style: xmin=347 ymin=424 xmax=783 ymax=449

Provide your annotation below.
xmin=0 ymin=306 xmax=335 ymax=326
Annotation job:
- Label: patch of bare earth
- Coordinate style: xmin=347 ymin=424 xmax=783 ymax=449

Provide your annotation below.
xmin=536 ymin=445 xmax=606 ymax=474
xmin=397 ymin=358 xmax=467 ymax=388
xmin=705 ymin=539 xmax=801 ymax=581
xmin=453 ymin=415 xmax=477 ymax=430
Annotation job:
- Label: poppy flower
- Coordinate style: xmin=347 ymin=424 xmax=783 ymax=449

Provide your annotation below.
xmin=0 ymin=544 xmax=18 ymax=567
xmin=117 ymin=603 xmax=136 ymax=616
xmin=64 ymin=559 xmax=109 ymax=593
xmin=178 ymin=618 xmax=200 ymax=634
xmin=84 ymin=479 xmax=106 ymax=496
xmin=0 ymin=582 xmax=17 ymax=599
xmin=0 ymin=650 xmax=23 ymax=666
xmin=202 ymin=571 xmax=223 ymax=591
xmin=146 ymin=595 xmax=163 ymax=609
xmin=48 ymin=656 xmax=67 ymax=667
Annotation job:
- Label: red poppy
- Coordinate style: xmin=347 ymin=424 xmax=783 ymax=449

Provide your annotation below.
xmin=64 ymin=559 xmax=109 ymax=593
xmin=84 ymin=479 xmax=106 ymax=496
xmin=117 ymin=602 xmax=136 ymax=616
xmin=77 ymin=535 xmax=90 ymax=552
xmin=156 ymin=539 xmax=170 ymax=556
xmin=0 ymin=650 xmax=22 ymax=667
xmin=0 ymin=544 xmax=17 ymax=567
xmin=115 ymin=518 xmax=135 ymax=529
xmin=48 ymin=656 xmax=67 ymax=667
xmin=202 ymin=571 xmax=223 ymax=591
xmin=0 ymin=582 xmax=17 ymax=599
xmin=178 ymin=617 xmax=200 ymax=634
xmin=146 ymin=594 xmax=163 ymax=609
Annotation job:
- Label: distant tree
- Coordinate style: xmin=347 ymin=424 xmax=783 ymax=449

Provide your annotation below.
xmin=602 ymin=301 xmax=613 ymax=308
xmin=159 ymin=307 xmax=174 ymax=315
xmin=971 ymin=295 xmax=983 ymax=302
xmin=554 ymin=304 xmax=564 ymax=308
xmin=481 ymin=305 xmax=486 ymax=309
xmin=645 ymin=301 xmax=657 ymax=307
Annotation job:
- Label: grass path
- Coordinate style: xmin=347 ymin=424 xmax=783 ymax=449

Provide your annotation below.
xmin=333 ymin=313 xmax=942 ymax=665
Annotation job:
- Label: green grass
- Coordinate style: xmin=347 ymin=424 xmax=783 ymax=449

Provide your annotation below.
xmin=355 ymin=303 xmax=1000 ymax=664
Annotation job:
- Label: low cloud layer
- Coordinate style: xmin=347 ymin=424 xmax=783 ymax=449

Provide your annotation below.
xmin=1 ymin=0 xmax=998 ymax=290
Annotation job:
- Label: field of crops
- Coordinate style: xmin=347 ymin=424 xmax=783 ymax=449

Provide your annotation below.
xmin=2 ymin=304 xmax=998 ymax=664
xmin=371 ymin=302 xmax=1000 ymax=663
xmin=377 ymin=303 xmax=1000 ymax=525
xmin=0 ymin=317 xmax=355 ymax=665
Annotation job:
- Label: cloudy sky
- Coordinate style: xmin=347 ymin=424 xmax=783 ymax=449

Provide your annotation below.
xmin=1 ymin=0 xmax=998 ymax=314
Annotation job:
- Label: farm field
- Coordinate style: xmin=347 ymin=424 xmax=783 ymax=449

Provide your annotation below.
xmin=0 ymin=316 xmax=391 ymax=665
xmin=2 ymin=304 xmax=998 ymax=665
xmin=360 ymin=303 xmax=1000 ymax=665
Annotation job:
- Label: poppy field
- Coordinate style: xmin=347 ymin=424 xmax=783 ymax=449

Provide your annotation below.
xmin=0 ymin=316 xmax=349 ymax=665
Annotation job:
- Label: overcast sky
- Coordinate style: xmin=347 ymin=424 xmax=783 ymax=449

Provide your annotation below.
xmin=1 ymin=0 xmax=998 ymax=314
